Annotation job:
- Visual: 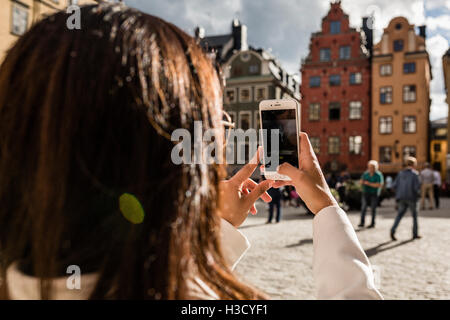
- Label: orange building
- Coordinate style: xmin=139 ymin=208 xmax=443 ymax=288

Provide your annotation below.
xmin=371 ymin=17 xmax=432 ymax=174
xmin=0 ymin=0 xmax=97 ymax=63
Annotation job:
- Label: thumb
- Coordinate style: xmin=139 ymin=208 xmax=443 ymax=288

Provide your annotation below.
xmin=245 ymin=180 xmax=274 ymax=205
xmin=277 ymin=162 xmax=300 ymax=180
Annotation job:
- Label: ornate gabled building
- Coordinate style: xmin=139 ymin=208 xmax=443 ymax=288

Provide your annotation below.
xmin=371 ymin=17 xmax=432 ymax=174
xmin=300 ymin=1 xmax=372 ymax=175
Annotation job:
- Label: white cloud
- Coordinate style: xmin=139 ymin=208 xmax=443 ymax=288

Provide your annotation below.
xmin=426 ymin=15 xmax=450 ymax=31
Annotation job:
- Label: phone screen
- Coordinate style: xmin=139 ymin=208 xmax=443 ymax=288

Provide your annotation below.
xmin=261 ymin=109 xmax=298 ymax=172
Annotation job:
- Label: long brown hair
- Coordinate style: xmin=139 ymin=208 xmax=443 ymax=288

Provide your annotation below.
xmin=0 ymin=3 xmax=265 ymax=299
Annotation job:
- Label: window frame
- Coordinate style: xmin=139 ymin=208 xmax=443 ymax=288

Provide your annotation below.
xmin=403 ymin=62 xmax=416 ymax=74
xmin=310 ymin=137 xmax=321 ymax=155
xmin=319 ymin=48 xmax=331 ymax=62
xmin=379 ymin=146 xmax=392 ymax=163
xmin=254 ymin=85 xmax=268 ymax=101
xmin=239 ymin=86 xmax=253 ymax=103
xmin=393 ymin=39 xmax=404 ymax=52
xmin=349 ymin=72 xmax=362 ymax=85
xmin=402 ymin=145 xmax=417 ymax=161
xmin=238 ymin=111 xmax=252 ymax=130
xmin=224 ymin=87 xmax=237 ymax=104
xmin=330 ymin=21 xmax=341 ymax=34
xmin=328 ymin=102 xmax=341 ymax=121
xmin=349 ymin=101 xmax=362 ymax=120
xmin=329 ymin=74 xmax=341 ymax=86
xmin=403 ymin=85 xmax=416 ymax=103
xmin=403 ymin=115 xmax=417 ymax=134
xmin=339 ymin=45 xmax=351 ymax=60
xmin=328 ymin=136 xmax=340 ymax=155
xmin=379 ymin=116 xmax=393 ymax=134
xmin=349 ymin=136 xmax=363 ymax=155
xmin=309 ymin=76 xmax=321 ymax=88
xmin=308 ymin=103 xmax=321 ymax=121
xmin=380 ymin=86 xmax=393 ymax=104
xmin=380 ymin=64 xmax=392 ymax=76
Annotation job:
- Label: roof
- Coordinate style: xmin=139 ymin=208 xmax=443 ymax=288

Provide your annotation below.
xmin=199 ymin=35 xmax=232 ymax=48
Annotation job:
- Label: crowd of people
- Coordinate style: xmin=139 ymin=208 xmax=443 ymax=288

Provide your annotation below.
xmin=265 ymin=157 xmax=445 ymax=241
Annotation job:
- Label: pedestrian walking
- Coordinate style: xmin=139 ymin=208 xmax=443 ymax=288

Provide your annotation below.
xmin=267 ymin=187 xmax=282 ymax=223
xmin=390 ymin=157 xmax=421 ymax=240
xmin=419 ymin=163 xmax=435 ymax=210
xmin=358 ymin=160 xmax=384 ymax=228
xmin=433 ymin=165 xmax=442 ymax=209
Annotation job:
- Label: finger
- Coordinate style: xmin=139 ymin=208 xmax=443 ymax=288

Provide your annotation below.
xmin=250 ymin=204 xmax=257 ymax=215
xmin=277 ymin=162 xmax=301 ymax=181
xmin=243 ymin=179 xmax=272 ymax=202
xmin=299 ymin=132 xmax=314 ymax=157
xmin=244 ymin=179 xmax=274 ymax=206
xmin=272 ymin=180 xmax=292 ymax=188
xmin=229 ymin=149 xmax=261 ymax=185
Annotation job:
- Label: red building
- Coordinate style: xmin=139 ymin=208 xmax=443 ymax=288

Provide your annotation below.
xmin=300 ymin=1 xmax=372 ymax=175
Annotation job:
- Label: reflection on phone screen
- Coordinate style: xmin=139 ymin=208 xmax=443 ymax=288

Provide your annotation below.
xmin=261 ymin=109 xmax=298 ymax=171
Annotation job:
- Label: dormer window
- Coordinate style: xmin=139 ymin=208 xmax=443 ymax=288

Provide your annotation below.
xmin=330 ymin=21 xmax=341 ymax=34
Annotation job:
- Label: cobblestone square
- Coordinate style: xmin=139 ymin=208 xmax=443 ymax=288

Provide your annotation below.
xmin=235 ymin=198 xmax=450 ymax=299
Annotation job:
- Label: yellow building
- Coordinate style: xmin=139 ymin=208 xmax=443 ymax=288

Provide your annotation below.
xmin=430 ymin=117 xmax=447 ymax=181
xmin=444 ymin=49 xmax=450 ymax=182
xmin=371 ymin=17 xmax=432 ymax=174
xmin=0 ymin=0 xmax=97 ymax=63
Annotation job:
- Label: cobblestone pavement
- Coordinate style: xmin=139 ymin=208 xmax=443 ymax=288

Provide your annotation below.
xmin=234 ymin=197 xmax=450 ymax=300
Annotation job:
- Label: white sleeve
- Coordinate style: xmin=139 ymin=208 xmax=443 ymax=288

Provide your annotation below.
xmin=220 ymin=218 xmax=251 ymax=270
xmin=312 ymin=206 xmax=383 ymax=300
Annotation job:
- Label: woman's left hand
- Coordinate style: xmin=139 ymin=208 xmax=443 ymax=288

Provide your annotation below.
xmin=218 ymin=149 xmax=274 ymax=227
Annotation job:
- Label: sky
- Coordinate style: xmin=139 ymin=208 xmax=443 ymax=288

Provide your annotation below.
xmin=125 ymin=0 xmax=450 ymax=121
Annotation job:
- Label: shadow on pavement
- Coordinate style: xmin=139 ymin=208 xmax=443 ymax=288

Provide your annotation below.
xmin=285 ymin=238 xmax=313 ymax=248
xmin=364 ymin=239 xmax=414 ymax=257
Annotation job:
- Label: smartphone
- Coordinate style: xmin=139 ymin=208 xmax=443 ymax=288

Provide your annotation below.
xmin=259 ymin=99 xmax=301 ymax=181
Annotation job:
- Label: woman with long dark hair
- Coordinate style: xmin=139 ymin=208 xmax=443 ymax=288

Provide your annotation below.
xmin=0 ymin=3 xmax=382 ymax=300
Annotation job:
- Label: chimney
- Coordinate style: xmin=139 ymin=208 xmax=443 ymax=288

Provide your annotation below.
xmin=419 ymin=25 xmax=426 ymax=39
xmin=362 ymin=16 xmax=373 ymax=56
xmin=232 ymin=19 xmax=248 ymax=51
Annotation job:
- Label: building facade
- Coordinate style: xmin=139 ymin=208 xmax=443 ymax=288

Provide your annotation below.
xmin=0 ymin=0 xmax=96 ymax=63
xmin=443 ymin=49 xmax=450 ymax=182
xmin=300 ymin=1 xmax=372 ymax=175
xmin=430 ymin=117 xmax=447 ymax=181
xmin=371 ymin=17 xmax=431 ymax=174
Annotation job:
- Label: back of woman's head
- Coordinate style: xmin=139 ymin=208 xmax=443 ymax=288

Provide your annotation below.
xmin=0 ymin=3 xmax=262 ymax=299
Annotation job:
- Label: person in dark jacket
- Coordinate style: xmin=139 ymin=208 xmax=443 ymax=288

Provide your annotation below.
xmin=267 ymin=187 xmax=282 ymax=223
xmin=390 ymin=157 xmax=421 ymax=240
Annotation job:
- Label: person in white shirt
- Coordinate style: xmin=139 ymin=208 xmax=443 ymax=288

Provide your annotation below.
xmin=419 ymin=163 xmax=435 ymax=210
xmin=0 ymin=3 xmax=382 ymax=300
xmin=433 ymin=166 xmax=442 ymax=209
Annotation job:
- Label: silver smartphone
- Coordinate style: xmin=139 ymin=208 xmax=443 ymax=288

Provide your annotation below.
xmin=259 ymin=99 xmax=301 ymax=181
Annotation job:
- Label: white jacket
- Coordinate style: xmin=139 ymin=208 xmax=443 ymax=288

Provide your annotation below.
xmin=5 ymin=205 xmax=383 ymax=300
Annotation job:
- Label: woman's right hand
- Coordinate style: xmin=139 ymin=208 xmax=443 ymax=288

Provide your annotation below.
xmin=274 ymin=132 xmax=338 ymax=214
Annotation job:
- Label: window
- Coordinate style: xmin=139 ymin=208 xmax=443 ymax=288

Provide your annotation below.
xmin=403 ymin=85 xmax=416 ymax=102
xmin=254 ymin=112 xmax=260 ymax=130
xmin=228 ymin=111 xmax=236 ymax=124
xmin=380 ymin=86 xmax=392 ymax=104
xmin=350 ymin=72 xmax=362 ymax=84
xmin=309 ymin=103 xmax=320 ymax=121
xmin=329 ymin=74 xmax=341 ymax=86
xmin=255 ymin=86 xmax=267 ymax=101
xmin=379 ymin=117 xmax=393 ymax=134
xmin=328 ymin=137 xmax=340 ymax=155
xmin=349 ymin=136 xmax=362 ymax=155
xmin=434 ymin=143 xmax=441 ymax=152
xmin=339 ymin=46 xmax=351 ymax=59
xmin=403 ymin=146 xmax=416 ymax=160
xmin=329 ymin=102 xmax=341 ymax=120
xmin=330 ymin=21 xmax=341 ymax=34
xmin=403 ymin=116 xmax=416 ymax=133
xmin=249 ymin=65 xmax=259 ymax=74
xmin=380 ymin=64 xmax=392 ymax=76
xmin=379 ymin=147 xmax=392 ymax=163
xmin=320 ymin=48 xmax=331 ymax=62
xmin=309 ymin=76 xmax=321 ymax=88
xmin=239 ymin=87 xmax=252 ymax=102
xmin=239 ymin=111 xmax=251 ymax=130
xmin=393 ymin=39 xmax=404 ymax=52
xmin=310 ymin=137 xmax=320 ymax=154
xmin=11 ymin=3 xmax=28 ymax=36
xmin=349 ymin=101 xmax=362 ymax=119
xmin=403 ymin=62 xmax=416 ymax=74
xmin=225 ymin=88 xmax=236 ymax=103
